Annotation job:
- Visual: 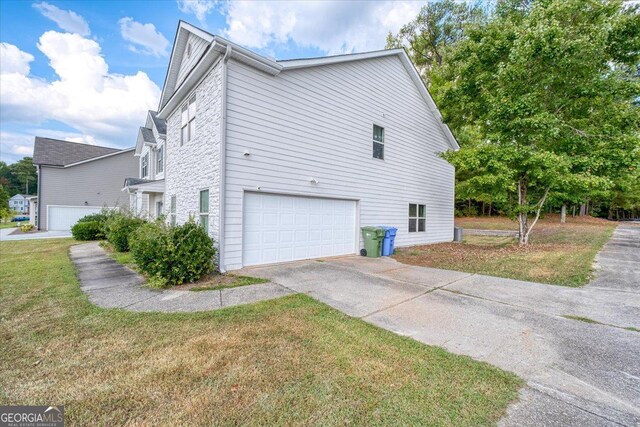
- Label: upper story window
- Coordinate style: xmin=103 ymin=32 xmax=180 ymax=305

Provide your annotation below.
xmin=409 ymin=203 xmax=426 ymax=232
xmin=373 ymin=125 xmax=384 ymax=159
xmin=141 ymin=153 xmax=149 ymax=178
xmin=181 ymin=95 xmax=196 ymax=146
xmin=157 ymin=145 xmax=164 ymax=174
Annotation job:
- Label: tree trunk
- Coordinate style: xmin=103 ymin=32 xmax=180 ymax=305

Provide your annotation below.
xmin=572 ymin=205 xmax=576 ymax=217
xmin=516 ymin=176 xmax=551 ymax=246
xmin=579 ymin=203 xmax=586 ymax=216
xmin=561 ymin=205 xmax=567 ymax=223
xmin=488 ymin=202 xmax=492 ymax=217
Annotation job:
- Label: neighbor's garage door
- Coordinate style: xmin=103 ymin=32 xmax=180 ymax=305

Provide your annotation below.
xmin=243 ymin=193 xmax=357 ymax=266
xmin=47 ymin=206 xmax=103 ymax=231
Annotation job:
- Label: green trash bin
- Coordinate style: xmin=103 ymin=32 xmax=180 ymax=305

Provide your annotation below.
xmin=361 ymin=226 xmax=385 ymax=258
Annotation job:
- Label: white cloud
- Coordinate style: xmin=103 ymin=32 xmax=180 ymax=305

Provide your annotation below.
xmin=0 ymin=33 xmax=160 ymax=150
xmin=32 ymin=2 xmax=90 ymax=36
xmin=0 ymin=42 xmax=35 ymax=75
xmin=220 ymin=1 xmax=425 ymax=55
xmin=177 ymin=0 xmax=217 ymax=25
xmin=119 ymin=17 xmax=170 ymax=57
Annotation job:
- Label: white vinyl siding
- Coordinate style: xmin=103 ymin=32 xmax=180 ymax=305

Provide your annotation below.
xmin=222 ymin=55 xmax=455 ymax=270
xmin=176 ymin=33 xmax=209 ymax=87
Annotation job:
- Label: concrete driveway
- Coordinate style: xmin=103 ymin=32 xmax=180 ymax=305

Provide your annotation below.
xmin=240 ymin=224 xmax=640 ymax=426
xmin=0 ymin=227 xmax=72 ymax=241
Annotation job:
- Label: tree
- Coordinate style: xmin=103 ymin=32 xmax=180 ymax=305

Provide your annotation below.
xmin=386 ymin=0 xmax=486 ymax=86
xmin=431 ymin=0 xmax=640 ymax=244
xmin=7 ymin=157 xmax=37 ymax=195
xmin=0 ymin=185 xmax=10 ymax=222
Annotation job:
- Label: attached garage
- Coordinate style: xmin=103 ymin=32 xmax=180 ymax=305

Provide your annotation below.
xmin=47 ymin=206 xmax=104 ymax=231
xmin=242 ymin=192 xmax=357 ymax=266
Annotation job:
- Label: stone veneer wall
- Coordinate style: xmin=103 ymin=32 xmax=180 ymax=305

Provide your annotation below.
xmin=164 ymin=61 xmax=222 ymax=243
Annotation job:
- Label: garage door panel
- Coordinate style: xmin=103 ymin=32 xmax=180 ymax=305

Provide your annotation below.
xmin=48 ymin=206 xmax=104 ymax=231
xmin=243 ymin=193 xmax=356 ymax=266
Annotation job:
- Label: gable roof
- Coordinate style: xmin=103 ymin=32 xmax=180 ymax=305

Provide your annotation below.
xmin=32 ymin=137 xmax=124 ymax=167
xmin=158 ymin=21 xmax=458 ymax=150
xmin=149 ymin=110 xmax=166 ymax=135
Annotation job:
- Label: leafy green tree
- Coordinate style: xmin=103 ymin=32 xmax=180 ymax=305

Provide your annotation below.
xmin=7 ymin=157 xmax=37 ymax=195
xmin=386 ymin=0 xmax=485 ymax=85
xmin=431 ymin=0 xmax=640 ymax=244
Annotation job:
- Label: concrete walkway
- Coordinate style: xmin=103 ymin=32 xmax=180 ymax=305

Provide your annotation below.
xmin=69 ymin=242 xmax=292 ymax=312
xmin=239 ymin=224 xmax=640 ymax=427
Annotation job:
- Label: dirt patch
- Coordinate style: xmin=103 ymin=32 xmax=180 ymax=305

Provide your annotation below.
xmin=173 ymin=273 xmax=269 ymax=291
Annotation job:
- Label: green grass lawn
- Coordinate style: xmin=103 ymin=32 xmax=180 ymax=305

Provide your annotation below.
xmin=395 ymin=215 xmax=616 ymax=286
xmin=0 ymin=239 xmax=521 ymax=426
xmin=0 ymin=221 xmax=19 ymax=229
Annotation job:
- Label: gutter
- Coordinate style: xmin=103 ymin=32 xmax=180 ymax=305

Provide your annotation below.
xmin=36 ymin=165 xmax=41 ymax=230
xmin=218 ymin=45 xmax=232 ymax=273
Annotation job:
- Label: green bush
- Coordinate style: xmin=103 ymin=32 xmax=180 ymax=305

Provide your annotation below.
xmin=105 ymin=212 xmax=146 ymax=252
xmin=130 ymin=219 xmax=217 ymax=286
xmin=71 ymin=221 xmax=102 ymax=240
xmin=72 ymin=209 xmax=115 ymax=240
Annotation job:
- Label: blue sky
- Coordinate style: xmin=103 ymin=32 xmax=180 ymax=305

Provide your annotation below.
xmin=0 ymin=0 xmax=425 ymax=163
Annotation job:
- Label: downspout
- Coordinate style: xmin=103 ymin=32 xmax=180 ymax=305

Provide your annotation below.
xmin=36 ymin=165 xmax=41 ymax=230
xmin=218 ymin=44 xmax=232 ymax=272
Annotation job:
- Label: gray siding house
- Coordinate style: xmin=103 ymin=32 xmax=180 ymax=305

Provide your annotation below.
xmin=140 ymin=21 xmax=458 ymax=272
xmin=32 ymin=137 xmax=138 ymax=230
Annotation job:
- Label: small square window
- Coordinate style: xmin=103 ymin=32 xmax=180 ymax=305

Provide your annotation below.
xmin=373 ymin=125 xmax=384 ymax=159
xmin=170 ymin=195 xmax=176 ymax=227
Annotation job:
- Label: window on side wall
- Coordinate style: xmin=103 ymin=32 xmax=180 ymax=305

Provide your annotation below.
xmin=199 ymin=189 xmax=209 ymax=233
xmin=180 ymin=95 xmax=197 ymax=146
xmin=373 ymin=124 xmax=384 ymax=159
xmin=170 ymin=195 xmax=176 ymax=227
xmin=409 ymin=203 xmax=426 ymax=232
xmin=157 ymin=145 xmax=164 ymax=173
xmin=141 ymin=153 xmax=149 ymax=178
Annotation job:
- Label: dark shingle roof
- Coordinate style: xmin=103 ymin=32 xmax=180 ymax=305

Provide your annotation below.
xmin=32 ymin=137 xmax=121 ymax=167
xmin=139 ymin=127 xmax=156 ymax=144
xmin=124 ymin=177 xmax=153 ymax=187
xmin=149 ymin=110 xmax=166 ymax=135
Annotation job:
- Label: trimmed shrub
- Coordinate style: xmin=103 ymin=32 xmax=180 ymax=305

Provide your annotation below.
xmin=130 ymin=219 xmax=217 ymax=286
xmin=71 ymin=221 xmax=102 ymax=240
xmin=72 ymin=209 xmax=115 ymax=240
xmin=105 ymin=212 xmax=146 ymax=252
xmin=20 ymin=223 xmax=34 ymax=232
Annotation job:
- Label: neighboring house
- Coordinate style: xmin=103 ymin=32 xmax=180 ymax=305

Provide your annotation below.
xmin=123 ymin=110 xmax=167 ymax=219
xmin=145 ymin=21 xmax=459 ymax=272
xmin=9 ymin=194 xmax=34 ymax=213
xmin=32 ymin=137 xmax=138 ymax=231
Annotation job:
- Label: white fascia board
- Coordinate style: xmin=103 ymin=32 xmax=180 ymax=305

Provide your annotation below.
xmin=279 ymin=49 xmax=404 ymax=70
xmin=63 ymin=147 xmax=136 ymax=168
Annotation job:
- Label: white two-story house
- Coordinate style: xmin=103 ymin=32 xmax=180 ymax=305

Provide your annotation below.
xmin=124 ymin=110 xmax=167 ymax=219
xmin=143 ymin=20 xmax=458 ymax=272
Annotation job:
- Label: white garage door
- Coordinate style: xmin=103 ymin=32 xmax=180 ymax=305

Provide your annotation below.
xmin=243 ymin=193 xmax=357 ymax=266
xmin=47 ymin=206 xmax=104 ymax=231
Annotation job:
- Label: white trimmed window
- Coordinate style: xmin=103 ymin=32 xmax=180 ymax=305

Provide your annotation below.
xmin=141 ymin=153 xmax=149 ymax=178
xmin=180 ymin=95 xmax=197 ymax=146
xmin=409 ymin=204 xmax=426 ymax=232
xmin=170 ymin=195 xmax=176 ymax=226
xmin=373 ymin=124 xmax=384 ymax=159
xmin=199 ymin=189 xmax=209 ymax=233
xmin=156 ymin=145 xmax=164 ymax=173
